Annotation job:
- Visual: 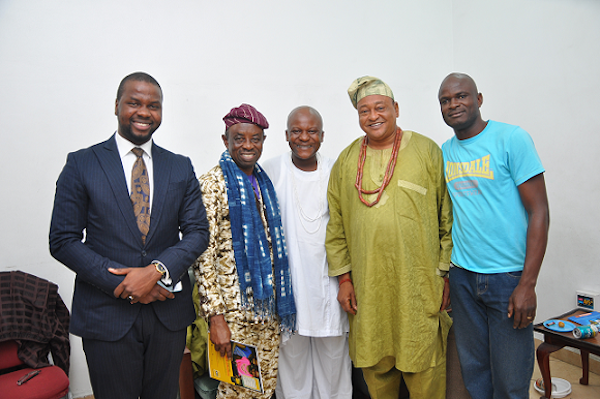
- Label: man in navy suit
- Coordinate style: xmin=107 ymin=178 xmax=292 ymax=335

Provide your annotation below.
xmin=50 ymin=72 xmax=209 ymax=399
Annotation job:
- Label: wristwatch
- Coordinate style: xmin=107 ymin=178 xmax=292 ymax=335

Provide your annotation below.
xmin=154 ymin=262 xmax=167 ymax=277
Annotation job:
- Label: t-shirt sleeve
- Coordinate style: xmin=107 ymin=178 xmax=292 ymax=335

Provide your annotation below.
xmin=507 ymin=127 xmax=545 ymax=186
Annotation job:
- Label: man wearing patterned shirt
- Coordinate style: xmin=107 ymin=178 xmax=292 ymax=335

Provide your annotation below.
xmin=193 ymin=103 xmax=295 ymax=399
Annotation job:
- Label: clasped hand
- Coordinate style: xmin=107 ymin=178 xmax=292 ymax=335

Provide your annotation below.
xmin=109 ymin=265 xmax=175 ymax=304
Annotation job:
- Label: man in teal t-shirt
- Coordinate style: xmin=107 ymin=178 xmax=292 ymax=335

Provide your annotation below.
xmin=438 ymin=73 xmax=549 ymax=399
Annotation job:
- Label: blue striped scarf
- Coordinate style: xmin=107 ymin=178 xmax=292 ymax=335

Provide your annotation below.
xmin=220 ymin=151 xmax=296 ymax=332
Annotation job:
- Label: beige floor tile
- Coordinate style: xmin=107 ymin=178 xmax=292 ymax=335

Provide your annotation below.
xmin=530 ymin=357 xmax=600 ymax=398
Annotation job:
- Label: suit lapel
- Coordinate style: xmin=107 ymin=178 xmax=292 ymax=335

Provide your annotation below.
xmin=94 ymin=136 xmax=142 ymax=244
xmin=146 ymin=143 xmax=172 ymax=245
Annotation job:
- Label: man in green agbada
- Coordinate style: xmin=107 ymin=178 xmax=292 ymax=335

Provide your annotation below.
xmin=325 ymin=76 xmax=453 ymax=399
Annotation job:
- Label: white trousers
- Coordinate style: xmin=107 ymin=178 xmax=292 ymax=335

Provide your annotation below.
xmin=276 ymin=334 xmax=353 ymax=399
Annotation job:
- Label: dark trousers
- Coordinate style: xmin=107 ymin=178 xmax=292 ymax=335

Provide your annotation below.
xmin=83 ymin=305 xmax=187 ymax=399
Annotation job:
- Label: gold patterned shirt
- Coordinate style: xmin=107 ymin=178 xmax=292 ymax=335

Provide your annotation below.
xmin=192 ymin=165 xmax=280 ymax=399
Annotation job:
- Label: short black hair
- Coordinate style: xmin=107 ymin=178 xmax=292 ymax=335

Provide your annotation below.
xmin=116 ymin=72 xmax=162 ymax=101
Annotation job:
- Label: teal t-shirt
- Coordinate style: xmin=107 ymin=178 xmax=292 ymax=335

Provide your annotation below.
xmin=442 ymin=120 xmax=545 ymax=273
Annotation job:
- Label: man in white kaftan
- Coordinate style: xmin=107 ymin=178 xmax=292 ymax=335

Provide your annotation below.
xmin=262 ymin=106 xmax=352 ymax=399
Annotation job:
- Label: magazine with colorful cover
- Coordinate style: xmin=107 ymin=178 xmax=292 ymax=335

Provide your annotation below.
xmin=207 ymin=333 xmax=264 ymax=393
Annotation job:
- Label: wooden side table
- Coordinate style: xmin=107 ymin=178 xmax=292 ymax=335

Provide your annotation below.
xmin=534 ymin=309 xmax=600 ymax=398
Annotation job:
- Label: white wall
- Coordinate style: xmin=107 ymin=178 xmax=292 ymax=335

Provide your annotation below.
xmin=449 ymin=0 xmax=600 ymax=321
xmin=0 ymin=0 xmax=598 ymax=397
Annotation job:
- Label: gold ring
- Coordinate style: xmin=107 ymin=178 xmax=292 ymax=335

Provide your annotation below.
xmin=527 ymin=316 xmax=532 ymax=320
xmin=128 ymin=295 xmax=134 ymax=301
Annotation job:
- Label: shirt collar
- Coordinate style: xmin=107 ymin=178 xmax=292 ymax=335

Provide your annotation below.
xmin=114 ymin=132 xmax=153 ymax=159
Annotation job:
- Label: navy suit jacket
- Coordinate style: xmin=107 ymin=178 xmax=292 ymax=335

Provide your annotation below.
xmin=49 ymin=135 xmax=209 ymax=341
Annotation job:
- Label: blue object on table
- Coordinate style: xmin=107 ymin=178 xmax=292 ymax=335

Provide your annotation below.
xmin=543 ymin=319 xmax=576 ymax=332
xmin=568 ymin=311 xmax=600 ymax=326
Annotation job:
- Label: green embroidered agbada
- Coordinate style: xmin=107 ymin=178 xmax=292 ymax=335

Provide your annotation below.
xmin=326 ymin=130 xmax=453 ymax=372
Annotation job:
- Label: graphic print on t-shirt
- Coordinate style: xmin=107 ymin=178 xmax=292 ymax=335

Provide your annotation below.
xmin=445 ymin=154 xmax=494 ymax=197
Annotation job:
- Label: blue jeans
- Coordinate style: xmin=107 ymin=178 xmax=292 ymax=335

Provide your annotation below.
xmin=449 ymin=266 xmax=534 ymax=399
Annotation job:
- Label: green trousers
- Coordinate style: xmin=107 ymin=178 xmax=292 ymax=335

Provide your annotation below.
xmin=362 ymin=331 xmax=446 ymax=399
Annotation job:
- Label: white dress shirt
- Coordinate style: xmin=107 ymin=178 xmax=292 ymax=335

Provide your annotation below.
xmin=115 ymin=132 xmax=155 ymax=211
xmin=114 ymin=132 xmax=179 ymax=290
